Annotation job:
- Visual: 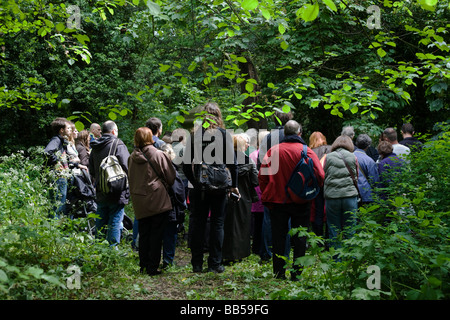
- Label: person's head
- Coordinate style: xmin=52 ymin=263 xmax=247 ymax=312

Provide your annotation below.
xmin=233 ymin=134 xmax=248 ymax=153
xmin=284 ymin=120 xmax=302 ymax=136
xmin=145 ymin=117 xmax=163 ymax=136
xmin=161 ymin=131 xmax=172 ymax=144
xmin=383 ymin=127 xmax=398 ymax=143
xmin=161 ymin=143 xmax=176 ymax=161
xmin=102 ymin=120 xmax=119 ymax=137
xmin=274 ymin=110 xmax=294 ymax=126
xmin=355 ymin=134 xmax=372 ymax=150
xmin=401 ymin=123 xmax=415 ymax=138
xmin=51 ymin=117 xmax=71 ymax=137
xmin=67 ymin=122 xmax=78 ymax=142
xmin=76 ymin=130 xmax=90 ymax=150
xmin=202 ymin=102 xmax=224 ymax=129
xmin=309 ymin=131 xmax=327 ymax=149
xmin=331 ymin=135 xmax=354 ymax=152
xmin=134 ymin=127 xmax=154 ymax=148
xmin=377 ymin=140 xmax=393 ymax=159
xmin=89 ymin=123 xmax=102 ymax=139
xmin=341 ymin=126 xmax=355 ymax=140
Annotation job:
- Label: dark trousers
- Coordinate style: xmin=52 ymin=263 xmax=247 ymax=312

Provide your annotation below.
xmin=270 ymin=202 xmax=311 ymax=280
xmin=190 ymin=189 xmax=227 ymax=269
xmin=138 ymin=212 xmax=169 ymax=273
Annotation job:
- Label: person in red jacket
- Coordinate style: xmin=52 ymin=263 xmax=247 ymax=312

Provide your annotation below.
xmin=258 ymin=120 xmax=325 ymax=280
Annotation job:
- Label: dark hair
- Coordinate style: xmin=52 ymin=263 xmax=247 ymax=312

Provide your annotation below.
xmin=401 ymin=123 xmax=414 ymax=134
xmin=51 ymin=117 xmax=68 ymax=136
xmin=76 ymin=130 xmax=90 ymax=151
xmin=355 ymin=134 xmax=372 ymax=150
xmin=274 ymin=110 xmax=294 ymax=126
xmin=383 ymin=127 xmax=397 ymax=142
xmin=134 ymin=127 xmax=154 ymax=148
xmin=145 ymin=117 xmax=163 ymax=135
xmin=331 ymin=135 xmax=354 ymax=152
xmin=377 ymin=140 xmax=393 ymax=157
xmin=202 ymin=102 xmax=224 ymax=129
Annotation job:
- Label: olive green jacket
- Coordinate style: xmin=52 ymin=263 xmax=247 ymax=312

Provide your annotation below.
xmin=323 ymin=148 xmax=358 ymax=199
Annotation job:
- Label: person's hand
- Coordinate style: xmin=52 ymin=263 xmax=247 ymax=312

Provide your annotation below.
xmin=79 ymin=164 xmax=88 ymax=171
xmin=230 ymin=187 xmax=241 ymax=201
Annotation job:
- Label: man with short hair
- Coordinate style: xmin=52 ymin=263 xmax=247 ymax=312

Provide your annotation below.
xmin=354 ymin=134 xmax=380 ymax=204
xmin=145 ymin=117 xmax=165 ymax=149
xmin=399 ymin=123 xmax=423 ymax=152
xmin=259 ymin=120 xmax=325 ymax=280
xmin=89 ymin=120 xmax=130 ymax=246
xmin=44 ymin=117 xmax=72 ymax=217
xmin=383 ymin=127 xmax=410 ymax=159
xmin=89 ymin=123 xmax=102 ymax=143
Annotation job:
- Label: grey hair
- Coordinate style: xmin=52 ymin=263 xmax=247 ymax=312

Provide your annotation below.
xmin=284 ymin=120 xmax=302 ymax=136
xmin=355 ymin=134 xmax=372 ymax=150
xmin=341 ymin=126 xmax=355 ymax=139
xmin=102 ymin=120 xmax=118 ymax=134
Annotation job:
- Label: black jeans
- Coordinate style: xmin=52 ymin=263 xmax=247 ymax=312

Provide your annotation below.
xmin=189 ymin=189 xmax=227 ymax=269
xmin=269 ymin=202 xmax=310 ymax=279
xmin=138 ymin=211 xmax=169 ymax=273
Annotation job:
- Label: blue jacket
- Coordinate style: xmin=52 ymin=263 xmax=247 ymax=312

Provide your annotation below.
xmin=354 ymin=148 xmax=379 ymax=203
xmin=377 ymin=153 xmax=405 ymax=199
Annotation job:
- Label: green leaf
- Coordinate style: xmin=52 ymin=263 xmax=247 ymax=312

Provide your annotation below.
xmin=0 ymin=270 xmax=8 ymax=283
xmin=280 ymin=41 xmax=289 ymax=50
xmin=109 ymin=112 xmax=117 ymax=120
xmin=55 ymin=22 xmax=65 ymax=32
xmin=300 ymin=3 xmax=320 ymax=22
xmin=132 ymin=0 xmax=140 ymax=5
xmin=241 ymin=0 xmax=259 ymax=11
xmin=159 ymin=64 xmax=170 ymax=72
xmin=377 ymin=48 xmax=387 ymax=58
xmin=282 ymin=104 xmax=291 ymax=113
xmin=75 ymin=121 xmax=85 ymax=131
xmin=260 ymin=7 xmax=271 ymax=20
xmin=245 ymin=82 xmax=254 ymax=92
xmin=146 ymin=0 xmax=161 ymax=15
xmin=322 ymin=0 xmax=337 ymax=12
xmin=176 ymin=115 xmax=185 ymax=123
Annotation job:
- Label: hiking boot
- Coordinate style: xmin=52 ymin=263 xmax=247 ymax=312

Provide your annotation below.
xmin=193 ymin=265 xmax=203 ymax=273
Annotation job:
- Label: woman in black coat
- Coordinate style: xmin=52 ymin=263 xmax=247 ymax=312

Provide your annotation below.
xmin=222 ymin=134 xmax=259 ymax=263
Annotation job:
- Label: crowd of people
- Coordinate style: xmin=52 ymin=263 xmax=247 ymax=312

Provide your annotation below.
xmin=44 ymin=102 xmax=423 ymax=281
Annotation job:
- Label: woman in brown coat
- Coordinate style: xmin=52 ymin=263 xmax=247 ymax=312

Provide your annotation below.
xmin=128 ymin=127 xmax=176 ymax=275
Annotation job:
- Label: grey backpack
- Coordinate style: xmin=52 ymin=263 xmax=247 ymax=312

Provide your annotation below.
xmin=98 ymin=139 xmax=128 ymax=196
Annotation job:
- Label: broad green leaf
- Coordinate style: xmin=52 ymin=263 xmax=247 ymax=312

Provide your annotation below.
xmin=311 ymin=99 xmax=320 ymax=108
xmin=55 ymin=22 xmax=65 ymax=32
xmin=278 ymin=24 xmax=286 ymax=34
xmin=242 ymin=0 xmax=259 ymax=11
xmin=159 ymin=64 xmax=170 ymax=72
xmin=146 ymin=0 xmax=161 ymax=15
xmin=377 ymin=48 xmax=387 ymax=58
xmin=0 ymin=270 xmax=7 ymax=283
xmin=300 ymin=3 xmax=320 ymax=22
xmin=132 ymin=0 xmax=139 ymax=5
xmin=75 ymin=121 xmax=84 ymax=131
xmin=280 ymin=41 xmax=289 ymax=50
xmin=109 ymin=112 xmax=117 ymax=120
xmin=282 ymin=104 xmax=291 ymax=113
xmin=176 ymin=115 xmax=185 ymax=123
xmin=260 ymin=7 xmax=271 ymax=20
xmin=245 ymin=82 xmax=254 ymax=92
xmin=323 ymin=0 xmax=337 ymax=12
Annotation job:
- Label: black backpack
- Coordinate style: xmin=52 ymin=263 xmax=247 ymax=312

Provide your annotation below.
xmin=193 ymin=162 xmax=232 ymax=194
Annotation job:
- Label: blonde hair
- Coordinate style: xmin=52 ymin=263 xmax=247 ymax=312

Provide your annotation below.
xmin=233 ymin=134 xmax=247 ymax=152
xmin=161 ymin=143 xmax=176 ymax=161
